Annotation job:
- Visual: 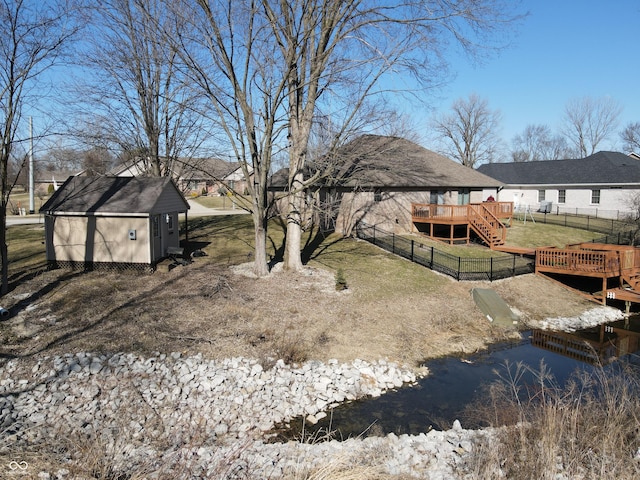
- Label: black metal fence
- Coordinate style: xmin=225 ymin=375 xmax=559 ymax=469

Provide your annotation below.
xmin=532 ymin=212 xmax=637 ymax=244
xmin=355 ymin=224 xmax=535 ymax=281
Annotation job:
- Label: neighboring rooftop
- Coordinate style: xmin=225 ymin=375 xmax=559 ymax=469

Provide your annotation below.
xmin=477 ymin=152 xmax=640 ymax=185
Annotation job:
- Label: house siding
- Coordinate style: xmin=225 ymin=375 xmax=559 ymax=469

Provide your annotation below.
xmin=150 ymin=187 xmax=189 ymax=214
xmin=47 ymin=215 xmax=151 ymax=264
xmin=334 ymin=190 xmax=473 ymax=235
xmin=499 ymin=186 xmax=640 ymax=217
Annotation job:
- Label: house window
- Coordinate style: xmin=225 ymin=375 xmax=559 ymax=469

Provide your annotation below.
xmin=591 ymin=189 xmax=600 ymax=204
xmin=558 ymin=189 xmax=566 ymax=204
xmin=538 ymin=190 xmax=546 ymax=202
xmin=374 ymin=189 xmax=382 ymax=202
xmin=458 ymin=188 xmax=470 ymax=205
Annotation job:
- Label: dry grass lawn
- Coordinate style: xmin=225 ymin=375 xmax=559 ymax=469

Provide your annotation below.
xmin=0 ymin=216 xmax=596 ymax=370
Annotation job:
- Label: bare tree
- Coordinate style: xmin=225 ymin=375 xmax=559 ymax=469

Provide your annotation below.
xmin=0 ymin=0 xmax=78 ymax=296
xmin=621 ymin=122 xmax=640 ymax=154
xmin=562 ymin=96 xmax=622 ymax=157
xmin=431 ymin=93 xmax=502 ymax=168
xmin=71 ymin=0 xmax=208 ymax=178
xmin=170 ymin=1 xmax=522 ymax=275
xmin=510 ymin=124 xmax=572 ymax=162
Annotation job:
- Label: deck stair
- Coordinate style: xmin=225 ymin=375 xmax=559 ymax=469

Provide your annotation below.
xmin=411 ymin=201 xmax=512 ymax=249
xmin=468 ymin=205 xmax=506 ymax=248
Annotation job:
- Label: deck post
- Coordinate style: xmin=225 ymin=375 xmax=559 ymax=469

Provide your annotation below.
xmin=411 ymin=240 xmax=414 ymax=262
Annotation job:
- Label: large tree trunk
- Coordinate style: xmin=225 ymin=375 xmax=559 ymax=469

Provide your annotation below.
xmin=284 ymin=175 xmax=304 ymax=272
xmin=251 ymin=201 xmax=270 ymax=277
xmin=0 ymin=206 xmax=7 ymax=296
xmin=253 ymin=222 xmax=269 ymax=277
xmin=283 ymin=124 xmax=310 ymax=272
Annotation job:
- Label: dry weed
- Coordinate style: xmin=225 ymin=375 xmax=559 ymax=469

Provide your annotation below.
xmin=464 ymin=358 xmax=640 ymax=479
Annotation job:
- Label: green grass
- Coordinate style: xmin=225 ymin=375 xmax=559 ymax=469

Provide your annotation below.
xmin=402 ymin=220 xmax=603 ymax=259
xmin=0 ymin=213 xmax=615 ymax=297
xmin=6 ymin=190 xmax=51 ymax=215
xmin=504 ymin=220 xmax=602 ymax=248
xmin=191 ymin=194 xmax=252 ymax=210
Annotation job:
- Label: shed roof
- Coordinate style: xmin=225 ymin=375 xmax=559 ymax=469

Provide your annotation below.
xmin=40 ymin=176 xmax=189 ymax=215
xmin=477 ymin=152 xmax=640 ymax=185
xmin=271 ymin=134 xmax=502 ymax=189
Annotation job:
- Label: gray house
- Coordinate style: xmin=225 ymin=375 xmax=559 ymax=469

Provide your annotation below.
xmin=478 ymin=152 xmax=640 ymax=219
xmin=40 ymin=176 xmax=189 ymax=269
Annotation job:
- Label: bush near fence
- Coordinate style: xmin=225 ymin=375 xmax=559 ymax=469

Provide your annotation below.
xmin=355 ymin=224 xmax=535 ymax=281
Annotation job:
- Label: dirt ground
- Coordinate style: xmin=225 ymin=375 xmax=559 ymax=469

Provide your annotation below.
xmin=0 ymin=255 xmax=596 ymax=370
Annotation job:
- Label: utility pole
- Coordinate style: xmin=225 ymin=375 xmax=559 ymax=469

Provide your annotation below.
xmin=28 ymin=116 xmax=35 ymax=214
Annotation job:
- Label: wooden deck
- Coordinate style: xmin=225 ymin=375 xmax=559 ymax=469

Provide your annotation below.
xmin=535 ymin=243 xmax=640 ymax=309
xmin=411 ymin=202 xmax=640 ymax=311
xmin=411 ymin=202 xmax=513 ymax=248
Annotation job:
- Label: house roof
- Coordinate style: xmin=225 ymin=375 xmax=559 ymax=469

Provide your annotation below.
xmin=477 ymin=151 xmax=640 ymax=186
xmin=109 ymin=157 xmax=239 ymax=181
xmin=35 ymin=169 xmax=87 ymax=183
xmin=271 ymin=134 xmax=502 ymax=189
xmin=40 ymin=176 xmax=189 ymax=215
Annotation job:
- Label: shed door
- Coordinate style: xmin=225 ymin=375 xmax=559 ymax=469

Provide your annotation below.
xmin=151 ymin=215 xmax=161 ymax=261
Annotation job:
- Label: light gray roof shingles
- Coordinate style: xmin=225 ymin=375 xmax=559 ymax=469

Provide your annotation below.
xmin=40 ymin=176 xmax=189 ymax=215
xmin=271 ymin=134 xmax=502 ymax=189
xmin=477 ymin=152 xmax=640 ymax=185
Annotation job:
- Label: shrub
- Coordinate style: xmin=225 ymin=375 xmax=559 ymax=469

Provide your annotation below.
xmin=334 ymin=268 xmax=347 ymax=291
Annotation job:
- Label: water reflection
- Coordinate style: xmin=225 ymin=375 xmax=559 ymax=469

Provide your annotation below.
xmin=271 ymin=317 xmax=640 ymax=441
xmin=532 ymin=317 xmax=640 ymax=365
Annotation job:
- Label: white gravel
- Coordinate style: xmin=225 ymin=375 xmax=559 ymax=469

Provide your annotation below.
xmin=0 ymin=305 xmax=623 ymax=479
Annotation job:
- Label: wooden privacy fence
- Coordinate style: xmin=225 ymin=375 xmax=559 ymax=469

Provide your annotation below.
xmin=356 ymin=224 xmax=534 ymax=281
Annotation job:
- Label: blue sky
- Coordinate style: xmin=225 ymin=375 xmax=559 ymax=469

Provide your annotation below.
xmin=25 ymin=0 xmax=639 ymax=159
xmin=419 ymin=0 xmax=639 ymax=153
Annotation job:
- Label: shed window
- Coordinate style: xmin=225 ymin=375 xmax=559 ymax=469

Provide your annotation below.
xmin=538 ymin=190 xmax=546 ymax=202
xmin=167 ymin=213 xmax=174 ymax=232
xmin=374 ymin=189 xmax=382 ymax=202
xmin=591 ymin=189 xmax=600 ymax=204
xmin=152 ymin=216 xmax=160 ymax=237
xmin=558 ymin=189 xmax=566 ymax=204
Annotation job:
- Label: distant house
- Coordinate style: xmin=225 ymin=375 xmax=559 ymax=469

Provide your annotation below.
xmin=477 ymin=151 xmax=640 ymax=219
xmin=270 ymin=134 xmax=502 ymax=235
xmin=109 ymin=157 xmax=251 ymax=197
xmin=40 ymin=176 xmax=189 ymax=270
xmin=34 ymin=169 xmax=87 ymax=196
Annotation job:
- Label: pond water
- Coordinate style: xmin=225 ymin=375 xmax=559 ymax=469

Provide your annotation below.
xmin=273 ymin=317 xmax=640 ymax=441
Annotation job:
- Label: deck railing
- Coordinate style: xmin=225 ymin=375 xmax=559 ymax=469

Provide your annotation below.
xmin=411 ymin=202 xmax=513 ymax=222
xmin=536 ymin=247 xmax=622 ymax=276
